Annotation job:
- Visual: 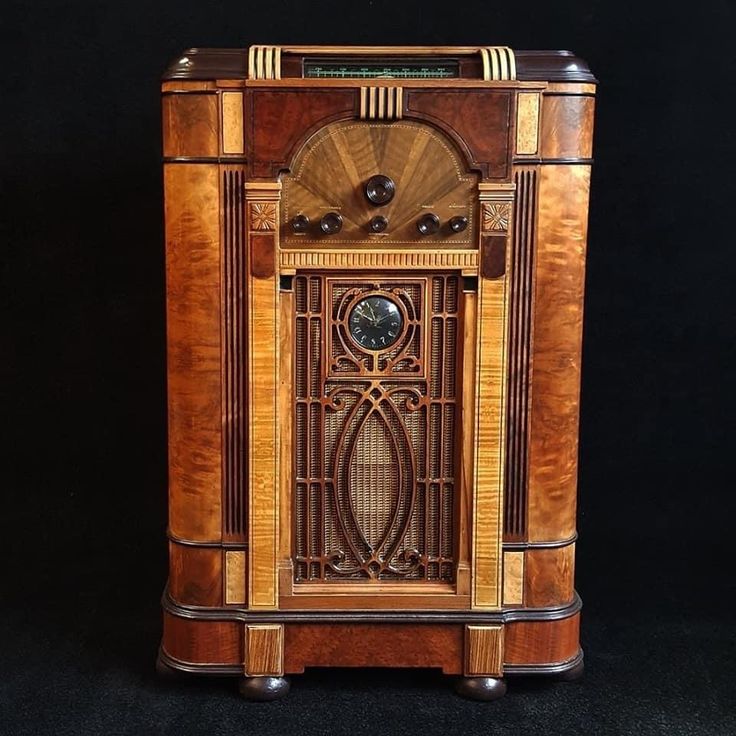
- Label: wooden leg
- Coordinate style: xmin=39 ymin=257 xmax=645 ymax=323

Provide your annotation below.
xmin=238 ymin=676 xmax=290 ymax=701
xmin=455 ymin=676 xmax=507 ymax=701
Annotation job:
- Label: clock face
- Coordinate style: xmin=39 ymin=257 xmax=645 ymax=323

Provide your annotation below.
xmin=348 ymin=295 xmax=403 ymax=351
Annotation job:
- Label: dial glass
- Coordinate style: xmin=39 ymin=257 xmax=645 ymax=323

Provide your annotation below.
xmin=348 ymin=296 xmax=403 ymax=351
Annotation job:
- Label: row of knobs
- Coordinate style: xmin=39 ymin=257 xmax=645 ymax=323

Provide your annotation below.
xmin=291 ymin=212 xmax=468 ymax=235
xmin=290 ymin=173 xmax=468 ymax=236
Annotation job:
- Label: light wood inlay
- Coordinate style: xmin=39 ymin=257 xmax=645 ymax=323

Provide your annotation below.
xmin=246 ymin=182 xmax=281 ymax=609
xmin=360 ymin=87 xmax=403 ymax=120
xmin=465 ymin=625 xmax=504 ymax=676
xmin=245 ymin=624 xmax=284 ymax=676
xmin=279 ymin=249 xmax=478 ymax=272
xmin=502 ymin=550 xmax=525 ymax=606
xmin=516 ymin=92 xmax=540 ymax=155
xmin=225 ymin=550 xmax=247 ymax=605
xmin=221 ymin=91 xmax=244 ymax=154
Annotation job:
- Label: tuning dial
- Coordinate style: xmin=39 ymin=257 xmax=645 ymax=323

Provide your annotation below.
xmin=291 ymin=214 xmax=310 ymax=233
xmin=369 ymin=215 xmax=388 ymax=233
xmin=449 ymin=215 xmax=468 ymax=233
xmin=365 ymin=175 xmax=395 ymax=206
xmin=320 ymin=212 xmax=343 ymax=235
xmin=416 ymin=213 xmax=440 ymax=236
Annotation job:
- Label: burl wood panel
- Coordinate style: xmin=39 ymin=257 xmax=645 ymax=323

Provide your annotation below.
xmin=281 ymin=120 xmax=478 ymax=246
xmin=527 ymin=165 xmax=590 ymax=542
xmin=465 ymin=625 xmax=504 ymax=676
xmin=165 ymin=164 xmax=222 ymax=541
xmin=540 ymin=95 xmax=595 ymax=160
xmin=168 ymin=542 xmax=222 ymax=607
xmin=284 ymin=624 xmax=464 ymax=674
xmin=162 ymin=94 xmax=218 ymax=158
xmin=524 ymin=544 xmax=575 ymax=608
xmin=246 ymin=89 xmax=357 ymax=177
xmin=245 ymin=624 xmax=284 ymax=676
xmin=404 ymin=90 xmax=511 ymax=178
xmin=162 ymin=612 xmax=242 ymax=665
xmin=504 ymin=613 xmax=580 ymax=665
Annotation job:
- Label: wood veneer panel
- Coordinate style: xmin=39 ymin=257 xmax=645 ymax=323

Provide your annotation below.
xmin=540 ymin=95 xmax=595 ymax=160
xmin=168 ymin=542 xmax=222 ymax=607
xmin=525 ymin=544 xmax=575 ymax=608
xmin=465 ymin=625 xmax=504 ymax=676
xmin=527 ymin=164 xmax=589 ymax=542
xmin=162 ymin=94 xmax=219 ymax=158
xmin=404 ymin=89 xmax=511 ymax=178
xmin=284 ymin=624 xmax=463 ymax=674
xmin=504 ymin=614 xmax=580 ymax=665
xmin=165 ymin=164 xmax=222 ymax=541
xmin=162 ymin=612 xmax=242 ymax=665
xmin=245 ymin=624 xmax=284 ymax=675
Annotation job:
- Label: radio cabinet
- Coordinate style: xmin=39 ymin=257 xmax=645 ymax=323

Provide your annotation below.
xmin=159 ymin=45 xmax=596 ymax=701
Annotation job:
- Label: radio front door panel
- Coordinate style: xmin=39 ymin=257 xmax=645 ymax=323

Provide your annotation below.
xmin=291 ymin=274 xmax=463 ymax=590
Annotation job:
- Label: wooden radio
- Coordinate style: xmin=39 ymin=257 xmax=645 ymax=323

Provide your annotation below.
xmin=159 ymin=45 xmax=596 ymax=701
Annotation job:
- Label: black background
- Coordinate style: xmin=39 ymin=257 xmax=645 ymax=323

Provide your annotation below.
xmin=2 ymin=1 xmax=734 ymax=734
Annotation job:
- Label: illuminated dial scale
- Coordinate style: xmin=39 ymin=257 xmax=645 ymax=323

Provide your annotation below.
xmin=304 ymin=60 xmax=460 ymax=79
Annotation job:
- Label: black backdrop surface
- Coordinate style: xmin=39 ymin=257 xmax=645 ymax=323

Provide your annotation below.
xmin=2 ymin=1 xmax=734 ymax=734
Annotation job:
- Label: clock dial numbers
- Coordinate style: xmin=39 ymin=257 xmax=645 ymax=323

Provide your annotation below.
xmin=348 ymin=295 xmax=403 ymax=351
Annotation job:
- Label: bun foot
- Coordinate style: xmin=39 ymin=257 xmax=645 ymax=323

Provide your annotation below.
xmin=238 ymin=676 xmax=290 ymax=701
xmin=455 ymin=676 xmax=507 ymax=701
xmin=558 ymin=657 xmax=585 ymax=682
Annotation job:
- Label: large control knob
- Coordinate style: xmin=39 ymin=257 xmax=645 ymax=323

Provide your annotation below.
xmin=365 ymin=175 xmax=395 ymax=205
xmin=416 ymin=213 xmax=440 ymax=236
xmin=291 ymin=214 xmax=310 ymax=233
xmin=449 ymin=215 xmax=468 ymax=233
xmin=320 ymin=212 xmax=343 ymax=235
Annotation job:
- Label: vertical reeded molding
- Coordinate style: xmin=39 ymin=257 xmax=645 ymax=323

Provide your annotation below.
xmin=472 ymin=184 xmax=513 ymax=610
xmin=245 ymin=181 xmax=281 ymax=609
xmin=222 ymin=168 xmax=247 ymax=543
xmin=504 ymin=168 xmax=537 ymax=540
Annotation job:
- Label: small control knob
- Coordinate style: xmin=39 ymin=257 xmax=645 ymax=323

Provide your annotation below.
xmin=320 ymin=212 xmax=343 ymax=235
xmin=291 ymin=214 xmax=310 ymax=233
xmin=416 ymin=213 xmax=440 ymax=236
xmin=449 ymin=215 xmax=468 ymax=233
xmin=369 ymin=215 xmax=389 ymax=233
xmin=365 ymin=175 xmax=396 ymax=206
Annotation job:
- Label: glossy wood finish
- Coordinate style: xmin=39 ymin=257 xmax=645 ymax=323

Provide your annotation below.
xmin=524 ymin=544 xmax=575 ymax=608
xmin=283 ymin=624 xmax=464 ymax=674
xmin=527 ymin=164 xmax=590 ymax=542
xmin=161 ymin=46 xmax=595 ymax=691
xmin=245 ymin=182 xmax=281 ymax=610
xmin=164 ymin=163 xmax=222 ymax=542
xmin=280 ymin=120 xmax=478 ymax=246
xmin=504 ymin=613 xmax=580 ymax=666
xmin=245 ymin=624 xmax=284 ymax=676
xmin=168 ymin=542 xmax=222 ymax=607
xmin=162 ymin=93 xmax=218 ymax=158
xmin=465 ymin=625 xmax=504 ymax=676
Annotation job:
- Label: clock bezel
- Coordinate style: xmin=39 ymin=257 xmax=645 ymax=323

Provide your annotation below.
xmin=347 ymin=292 xmax=407 ymax=354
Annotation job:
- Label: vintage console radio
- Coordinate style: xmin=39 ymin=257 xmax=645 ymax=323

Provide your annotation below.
xmin=159 ymin=45 xmax=596 ymax=701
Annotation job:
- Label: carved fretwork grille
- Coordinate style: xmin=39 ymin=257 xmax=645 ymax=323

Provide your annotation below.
xmin=293 ymin=274 xmax=460 ymax=583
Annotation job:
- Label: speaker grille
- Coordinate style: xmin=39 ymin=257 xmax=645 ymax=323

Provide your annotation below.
xmin=293 ymin=275 xmax=460 ymax=583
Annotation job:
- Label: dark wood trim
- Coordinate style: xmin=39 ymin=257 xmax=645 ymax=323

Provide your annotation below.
xmin=503 ymin=532 xmax=578 ymax=550
xmin=167 ymin=531 xmax=248 ymax=549
xmin=163 ymin=156 xmax=248 ymax=164
xmin=504 ymin=650 xmax=583 ymax=675
xmin=161 ymin=90 xmax=220 ymax=96
xmin=512 ymin=157 xmax=594 ymax=165
xmin=162 ymin=48 xmax=596 ymax=84
xmin=162 ymin=587 xmax=582 ymax=624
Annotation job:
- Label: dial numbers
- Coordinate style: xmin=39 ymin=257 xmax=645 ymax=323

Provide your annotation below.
xmin=348 ymin=296 xmax=403 ymax=351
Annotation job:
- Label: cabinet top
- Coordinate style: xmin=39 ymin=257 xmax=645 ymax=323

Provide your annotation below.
xmin=162 ymin=47 xmax=596 ymax=83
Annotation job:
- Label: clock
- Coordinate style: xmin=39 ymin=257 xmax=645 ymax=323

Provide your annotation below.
xmin=348 ymin=295 xmax=403 ymax=350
